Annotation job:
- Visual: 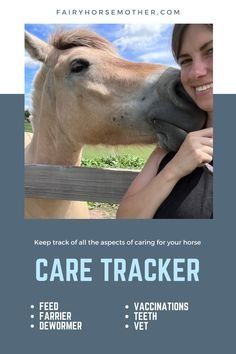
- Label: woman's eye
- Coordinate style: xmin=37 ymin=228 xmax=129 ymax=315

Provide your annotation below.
xmin=70 ymin=59 xmax=90 ymax=73
xmin=207 ymin=48 xmax=213 ymax=55
xmin=179 ymin=58 xmax=192 ymax=66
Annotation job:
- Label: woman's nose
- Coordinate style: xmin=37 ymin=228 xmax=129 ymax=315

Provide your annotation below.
xmin=189 ymin=59 xmax=208 ymax=79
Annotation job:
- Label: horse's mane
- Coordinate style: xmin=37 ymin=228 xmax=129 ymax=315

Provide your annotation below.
xmin=49 ymin=28 xmax=117 ymax=54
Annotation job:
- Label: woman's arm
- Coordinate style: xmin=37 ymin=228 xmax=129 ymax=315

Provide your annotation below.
xmin=116 ymin=127 xmax=213 ymax=219
xmin=116 ymin=148 xmax=179 ymax=218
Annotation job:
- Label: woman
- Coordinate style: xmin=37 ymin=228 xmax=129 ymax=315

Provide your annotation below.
xmin=116 ymin=24 xmax=213 ymax=219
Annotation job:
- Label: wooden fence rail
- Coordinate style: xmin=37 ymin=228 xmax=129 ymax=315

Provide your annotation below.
xmin=25 ymin=164 xmax=139 ymax=203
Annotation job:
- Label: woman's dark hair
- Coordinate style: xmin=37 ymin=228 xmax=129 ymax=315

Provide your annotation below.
xmin=172 ymin=24 xmax=213 ymax=62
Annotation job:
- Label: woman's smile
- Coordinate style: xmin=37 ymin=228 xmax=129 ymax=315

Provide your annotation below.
xmin=195 ymin=82 xmax=213 ymax=93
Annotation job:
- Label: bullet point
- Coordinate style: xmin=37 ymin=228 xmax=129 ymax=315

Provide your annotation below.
xmin=125 ymin=305 xmax=129 ymax=309
xmin=30 ymin=305 xmax=34 ymax=309
xmin=125 ymin=314 xmax=129 ymax=319
xmin=30 ymin=315 xmax=34 ymax=319
xmin=125 ymin=324 xmax=129 ymax=328
xmin=30 ymin=324 xmax=34 ymax=328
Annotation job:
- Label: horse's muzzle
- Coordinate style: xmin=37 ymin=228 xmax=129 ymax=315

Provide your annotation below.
xmin=149 ymin=67 xmax=207 ymax=151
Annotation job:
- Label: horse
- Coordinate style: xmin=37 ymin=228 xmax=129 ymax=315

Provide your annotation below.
xmin=25 ymin=28 xmax=206 ymax=219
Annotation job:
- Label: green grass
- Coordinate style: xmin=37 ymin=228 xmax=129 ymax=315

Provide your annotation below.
xmin=24 ymin=121 xmax=33 ymax=133
xmin=82 ymin=144 xmax=154 ymax=162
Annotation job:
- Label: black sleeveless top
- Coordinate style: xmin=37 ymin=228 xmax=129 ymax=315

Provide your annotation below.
xmin=153 ymin=152 xmax=213 ymax=219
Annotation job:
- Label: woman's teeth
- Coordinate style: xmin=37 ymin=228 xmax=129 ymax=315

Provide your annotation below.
xmin=195 ymin=83 xmax=213 ymax=92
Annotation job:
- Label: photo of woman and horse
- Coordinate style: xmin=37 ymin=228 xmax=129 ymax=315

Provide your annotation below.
xmin=25 ymin=24 xmax=212 ymax=219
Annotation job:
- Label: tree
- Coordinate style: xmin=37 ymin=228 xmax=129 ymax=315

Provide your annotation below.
xmin=25 ymin=109 xmax=31 ymax=122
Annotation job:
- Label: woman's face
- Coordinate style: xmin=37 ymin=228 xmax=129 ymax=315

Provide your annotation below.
xmin=179 ymin=25 xmax=213 ymax=113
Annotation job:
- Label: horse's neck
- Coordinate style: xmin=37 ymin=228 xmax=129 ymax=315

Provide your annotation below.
xmin=26 ymin=67 xmax=83 ymax=166
xmin=25 ymin=113 xmax=82 ymax=166
xmin=25 ymin=70 xmax=89 ymax=219
xmin=25 ymin=131 xmax=82 ymax=166
xmin=25 ymin=124 xmax=85 ymax=218
xmin=25 ymin=116 xmax=88 ymax=218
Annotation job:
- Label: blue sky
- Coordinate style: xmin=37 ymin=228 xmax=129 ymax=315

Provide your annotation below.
xmin=25 ymin=24 xmax=178 ymax=109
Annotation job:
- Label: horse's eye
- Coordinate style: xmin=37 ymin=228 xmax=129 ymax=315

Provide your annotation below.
xmin=70 ymin=59 xmax=90 ymax=73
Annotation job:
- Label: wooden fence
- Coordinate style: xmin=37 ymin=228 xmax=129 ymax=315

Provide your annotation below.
xmin=25 ymin=164 xmax=139 ymax=203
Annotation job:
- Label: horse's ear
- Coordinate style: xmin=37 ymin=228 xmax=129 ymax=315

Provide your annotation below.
xmin=25 ymin=31 xmax=52 ymax=63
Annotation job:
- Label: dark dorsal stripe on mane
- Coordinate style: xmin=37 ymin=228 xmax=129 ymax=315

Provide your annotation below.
xmin=49 ymin=29 xmax=118 ymax=54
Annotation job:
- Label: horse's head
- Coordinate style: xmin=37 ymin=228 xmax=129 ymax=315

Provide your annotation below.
xmin=25 ymin=29 xmax=206 ymax=151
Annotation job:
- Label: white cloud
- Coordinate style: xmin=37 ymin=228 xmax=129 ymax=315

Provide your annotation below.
xmin=138 ymin=50 xmax=178 ymax=67
xmin=113 ymin=24 xmax=171 ymax=52
xmin=139 ymin=50 xmax=172 ymax=61
xmin=25 ymin=52 xmax=40 ymax=68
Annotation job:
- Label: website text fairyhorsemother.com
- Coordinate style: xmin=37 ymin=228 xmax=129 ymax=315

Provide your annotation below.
xmin=56 ymin=9 xmax=181 ymax=16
